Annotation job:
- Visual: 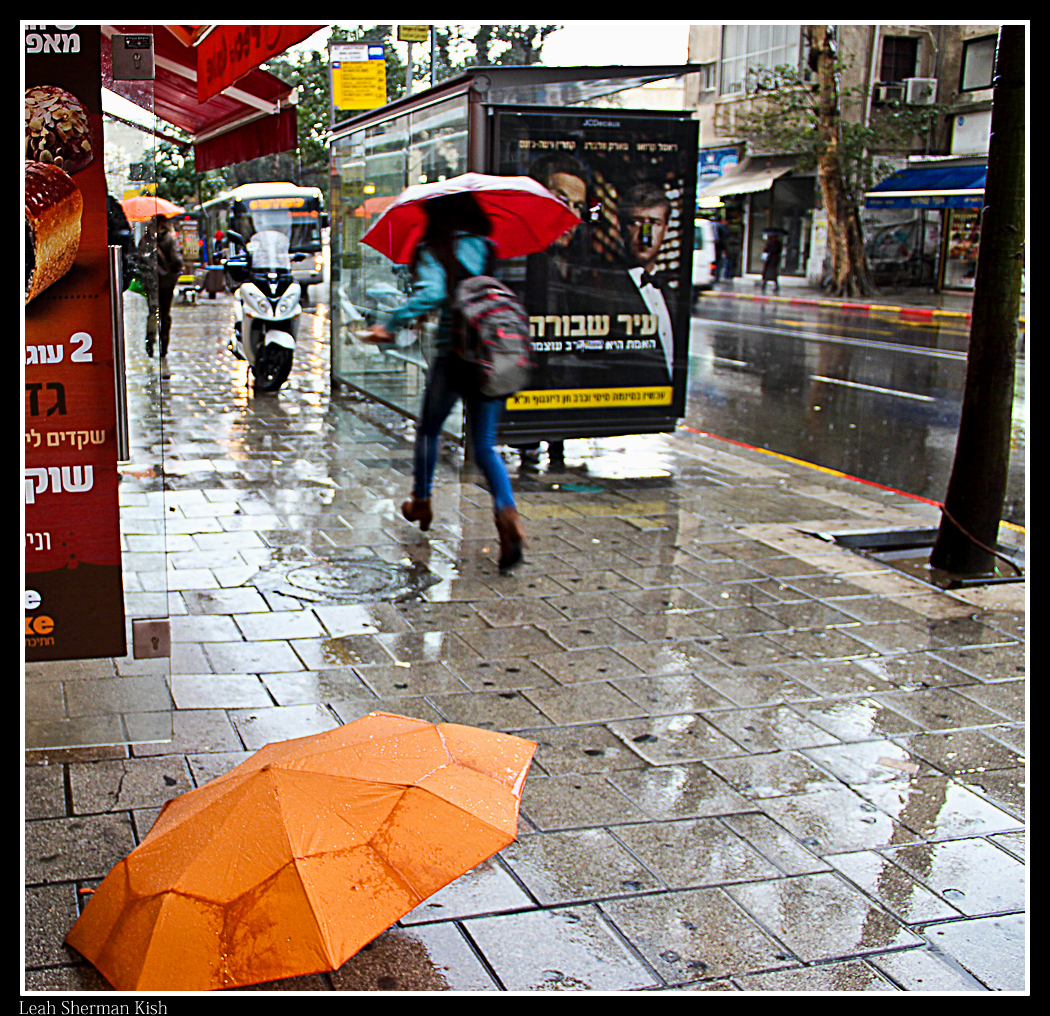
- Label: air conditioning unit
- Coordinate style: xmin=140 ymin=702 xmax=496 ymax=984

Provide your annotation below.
xmin=904 ymin=77 xmax=938 ymax=105
xmin=872 ymin=82 xmax=905 ymax=104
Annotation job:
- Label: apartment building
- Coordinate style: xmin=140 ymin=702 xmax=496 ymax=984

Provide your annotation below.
xmin=686 ymin=24 xmax=1003 ymax=290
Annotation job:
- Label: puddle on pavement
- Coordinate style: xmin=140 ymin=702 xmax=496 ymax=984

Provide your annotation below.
xmin=250 ymin=557 xmax=438 ymax=606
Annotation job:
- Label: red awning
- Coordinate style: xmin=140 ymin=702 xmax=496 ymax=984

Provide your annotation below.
xmin=102 ymin=25 xmax=308 ymax=170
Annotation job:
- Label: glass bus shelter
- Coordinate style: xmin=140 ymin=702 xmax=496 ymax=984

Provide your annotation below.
xmin=328 ymin=65 xmax=701 ymax=444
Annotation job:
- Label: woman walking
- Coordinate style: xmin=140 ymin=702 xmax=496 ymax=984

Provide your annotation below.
xmin=360 ymin=193 xmax=526 ymax=572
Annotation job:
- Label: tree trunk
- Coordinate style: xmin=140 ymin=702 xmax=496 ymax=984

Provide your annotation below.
xmin=811 ymin=26 xmax=876 ymax=298
xmin=929 ymin=26 xmax=1025 ymax=577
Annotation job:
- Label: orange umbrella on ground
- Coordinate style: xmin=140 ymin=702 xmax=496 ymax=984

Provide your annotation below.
xmin=120 ymin=195 xmax=185 ymax=222
xmin=65 ymin=712 xmax=536 ymax=991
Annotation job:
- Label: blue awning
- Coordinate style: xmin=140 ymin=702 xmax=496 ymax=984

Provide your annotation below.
xmin=865 ymin=164 xmax=986 ymax=209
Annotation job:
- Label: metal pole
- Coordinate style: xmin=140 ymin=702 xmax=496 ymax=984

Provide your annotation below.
xmin=109 ymin=245 xmax=130 ymax=462
xmin=406 ymin=41 xmax=414 ymax=96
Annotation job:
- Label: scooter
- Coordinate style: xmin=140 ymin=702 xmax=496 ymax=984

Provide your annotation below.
xmin=223 ymin=229 xmax=306 ymax=392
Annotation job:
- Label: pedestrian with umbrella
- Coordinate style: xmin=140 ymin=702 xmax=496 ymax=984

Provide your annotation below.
xmin=358 ymin=173 xmax=579 ymax=573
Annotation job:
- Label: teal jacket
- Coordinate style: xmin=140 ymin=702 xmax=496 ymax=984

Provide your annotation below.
xmin=384 ymin=233 xmax=491 ymax=354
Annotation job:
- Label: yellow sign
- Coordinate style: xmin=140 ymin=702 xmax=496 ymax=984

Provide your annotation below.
xmin=331 ymin=43 xmax=387 ymax=111
xmin=398 ymin=25 xmax=430 ymax=43
xmin=507 ymin=387 xmax=674 ymax=410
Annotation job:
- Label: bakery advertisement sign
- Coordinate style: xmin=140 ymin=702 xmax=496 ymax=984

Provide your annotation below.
xmin=24 ymin=24 xmax=126 ymax=661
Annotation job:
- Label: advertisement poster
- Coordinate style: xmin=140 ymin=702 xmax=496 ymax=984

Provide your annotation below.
xmin=494 ymin=108 xmax=698 ymax=439
xmin=24 ymin=24 xmax=126 ymax=660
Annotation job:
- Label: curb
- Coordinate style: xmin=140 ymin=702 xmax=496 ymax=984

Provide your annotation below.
xmin=702 ymin=287 xmax=974 ymax=321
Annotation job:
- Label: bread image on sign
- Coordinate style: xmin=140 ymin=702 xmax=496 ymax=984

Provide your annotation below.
xmin=25 ymin=160 xmax=83 ymax=305
xmin=24 ymin=85 xmax=94 ymax=305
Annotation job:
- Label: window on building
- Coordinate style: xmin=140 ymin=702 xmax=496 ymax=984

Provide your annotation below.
xmin=960 ymin=35 xmax=997 ymax=91
xmin=720 ymin=25 xmax=803 ymax=95
xmin=880 ymin=36 xmax=919 ymax=84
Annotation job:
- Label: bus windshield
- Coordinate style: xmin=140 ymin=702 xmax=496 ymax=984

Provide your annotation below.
xmin=230 ymin=197 xmax=322 ymax=253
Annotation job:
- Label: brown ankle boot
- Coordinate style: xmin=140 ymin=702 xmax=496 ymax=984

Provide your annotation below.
xmin=495 ymin=507 xmax=526 ymax=572
xmin=401 ymin=497 xmax=433 ymax=531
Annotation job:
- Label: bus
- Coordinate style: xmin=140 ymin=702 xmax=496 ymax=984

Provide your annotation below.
xmin=198 ymin=182 xmax=327 ymax=294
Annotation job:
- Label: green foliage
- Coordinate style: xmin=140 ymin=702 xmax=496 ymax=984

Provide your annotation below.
xmin=142 ymin=138 xmax=226 ymax=208
xmin=733 ymin=61 xmax=945 ymax=206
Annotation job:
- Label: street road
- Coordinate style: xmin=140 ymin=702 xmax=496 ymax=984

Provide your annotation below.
xmin=687 ymin=295 xmax=1026 ymax=527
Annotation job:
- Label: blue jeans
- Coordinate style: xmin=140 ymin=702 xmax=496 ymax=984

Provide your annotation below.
xmin=413 ymin=356 xmax=516 ymax=513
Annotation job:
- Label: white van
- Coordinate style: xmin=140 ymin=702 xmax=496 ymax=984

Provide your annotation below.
xmin=692 ymin=217 xmax=717 ymax=295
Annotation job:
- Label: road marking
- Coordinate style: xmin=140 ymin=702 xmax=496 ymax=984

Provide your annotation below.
xmin=695 ymin=318 xmax=971 ymax=361
xmin=809 ymin=375 xmax=936 ymax=401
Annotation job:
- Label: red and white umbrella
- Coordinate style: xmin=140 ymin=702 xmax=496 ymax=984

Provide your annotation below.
xmin=360 ymin=172 xmax=581 ymax=264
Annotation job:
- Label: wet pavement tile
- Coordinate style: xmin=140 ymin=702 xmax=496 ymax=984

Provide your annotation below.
xmin=227 ymin=702 xmax=341 ymax=749
xmin=930 ymin=644 xmax=1026 ymax=682
xmin=920 ymin=913 xmax=1026 ymax=991
xmin=516 ymin=723 xmax=649 ymax=775
xmin=756 ymin=785 xmax=919 ymax=855
xmin=399 ymin=856 xmax=534 ymax=924
xmin=610 ymin=673 xmax=737 ymax=714
xmin=538 ymin=618 xmax=645 ymax=651
xmin=802 ymin=739 xmax=933 ymax=785
xmin=720 ymin=813 xmax=833 ymax=876
xmin=463 ymin=905 xmax=660 ymax=990
xmin=350 ymin=661 xmax=469 ymax=698
xmin=697 ymin=666 xmax=819 ymax=706
xmin=456 ymin=624 xmax=565 ymax=659
xmin=426 ymin=689 xmax=551 ymax=731
xmin=600 ymin=887 xmax=796 ymax=983
xmin=259 ymin=668 xmax=385 ymax=705
xmin=868 ymin=947 xmax=990 ymax=991
xmin=724 ymin=872 xmax=924 ymax=962
xmin=443 ymin=657 xmax=560 ymax=691
xmin=612 ymin=818 xmax=782 ymax=888
xmin=735 ymin=959 xmax=898 ymax=991
xmin=706 ymin=750 xmax=843 ymax=799
xmin=792 ymin=697 xmax=925 ymax=742
xmin=501 ymin=827 xmax=665 ymax=903
xmin=867 ymin=688 xmax=1009 ymax=731
xmin=852 ymin=775 xmax=1023 ymax=841
xmin=950 ymin=679 xmax=1026 ymax=722
xmin=532 ymin=646 xmax=645 ymax=684
xmin=824 ymin=850 xmax=962 ymax=923
xmin=703 ymin=704 xmax=842 ymax=753
xmin=604 ymin=763 xmax=752 ymax=820
xmin=329 ymin=924 xmax=499 ymax=990
xmin=954 ymin=767 xmax=1026 ymax=819
xmin=607 ymin=713 xmax=748 ymax=764
xmin=611 ymin=638 xmax=732 ymax=675
xmin=893 ymin=728 xmax=1026 ymax=776
xmin=201 ymin=638 xmax=306 ymax=674
xmin=520 ymin=772 xmax=650 ymax=830
xmin=523 ymin=682 xmax=645 ymax=725
xmin=879 ymin=838 xmax=1026 ymax=917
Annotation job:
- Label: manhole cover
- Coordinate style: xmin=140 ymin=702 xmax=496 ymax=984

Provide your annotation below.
xmin=251 ymin=557 xmax=437 ymax=605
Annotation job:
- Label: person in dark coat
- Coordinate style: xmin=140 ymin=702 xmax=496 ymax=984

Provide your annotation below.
xmin=154 ymin=216 xmax=184 ymax=357
xmin=761 ymin=230 xmax=783 ymax=293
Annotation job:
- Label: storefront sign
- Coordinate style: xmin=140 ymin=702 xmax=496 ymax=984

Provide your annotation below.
xmin=495 ymin=109 xmax=698 ymax=438
xmin=195 ymin=25 xmax=324 ymax=103
xmin=24 ymin=24 xmax=126 ymax=660
xmin=398 ymin=26 xmax=430 ymax=44
xmin=331 ymin=44 xmax=387 ymax=111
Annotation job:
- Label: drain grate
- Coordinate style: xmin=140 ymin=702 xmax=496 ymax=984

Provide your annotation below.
xmin=251 ymin=557 xmax=438 ymax=605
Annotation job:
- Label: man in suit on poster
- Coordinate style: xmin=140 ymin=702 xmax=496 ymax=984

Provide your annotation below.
xmin=578 ymin=181 xmax=680 ymax=392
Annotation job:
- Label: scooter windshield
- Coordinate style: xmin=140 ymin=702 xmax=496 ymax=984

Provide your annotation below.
xmin=247 ymin=230 xmax=292 ymax=271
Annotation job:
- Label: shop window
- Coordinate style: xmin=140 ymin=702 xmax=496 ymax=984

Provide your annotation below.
xmin=960 ymin=35 xmax=997 ymax=91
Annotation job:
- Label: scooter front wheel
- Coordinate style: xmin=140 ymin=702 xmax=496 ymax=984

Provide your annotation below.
xmin=252 ymin=346 xmax=293 ymax=392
